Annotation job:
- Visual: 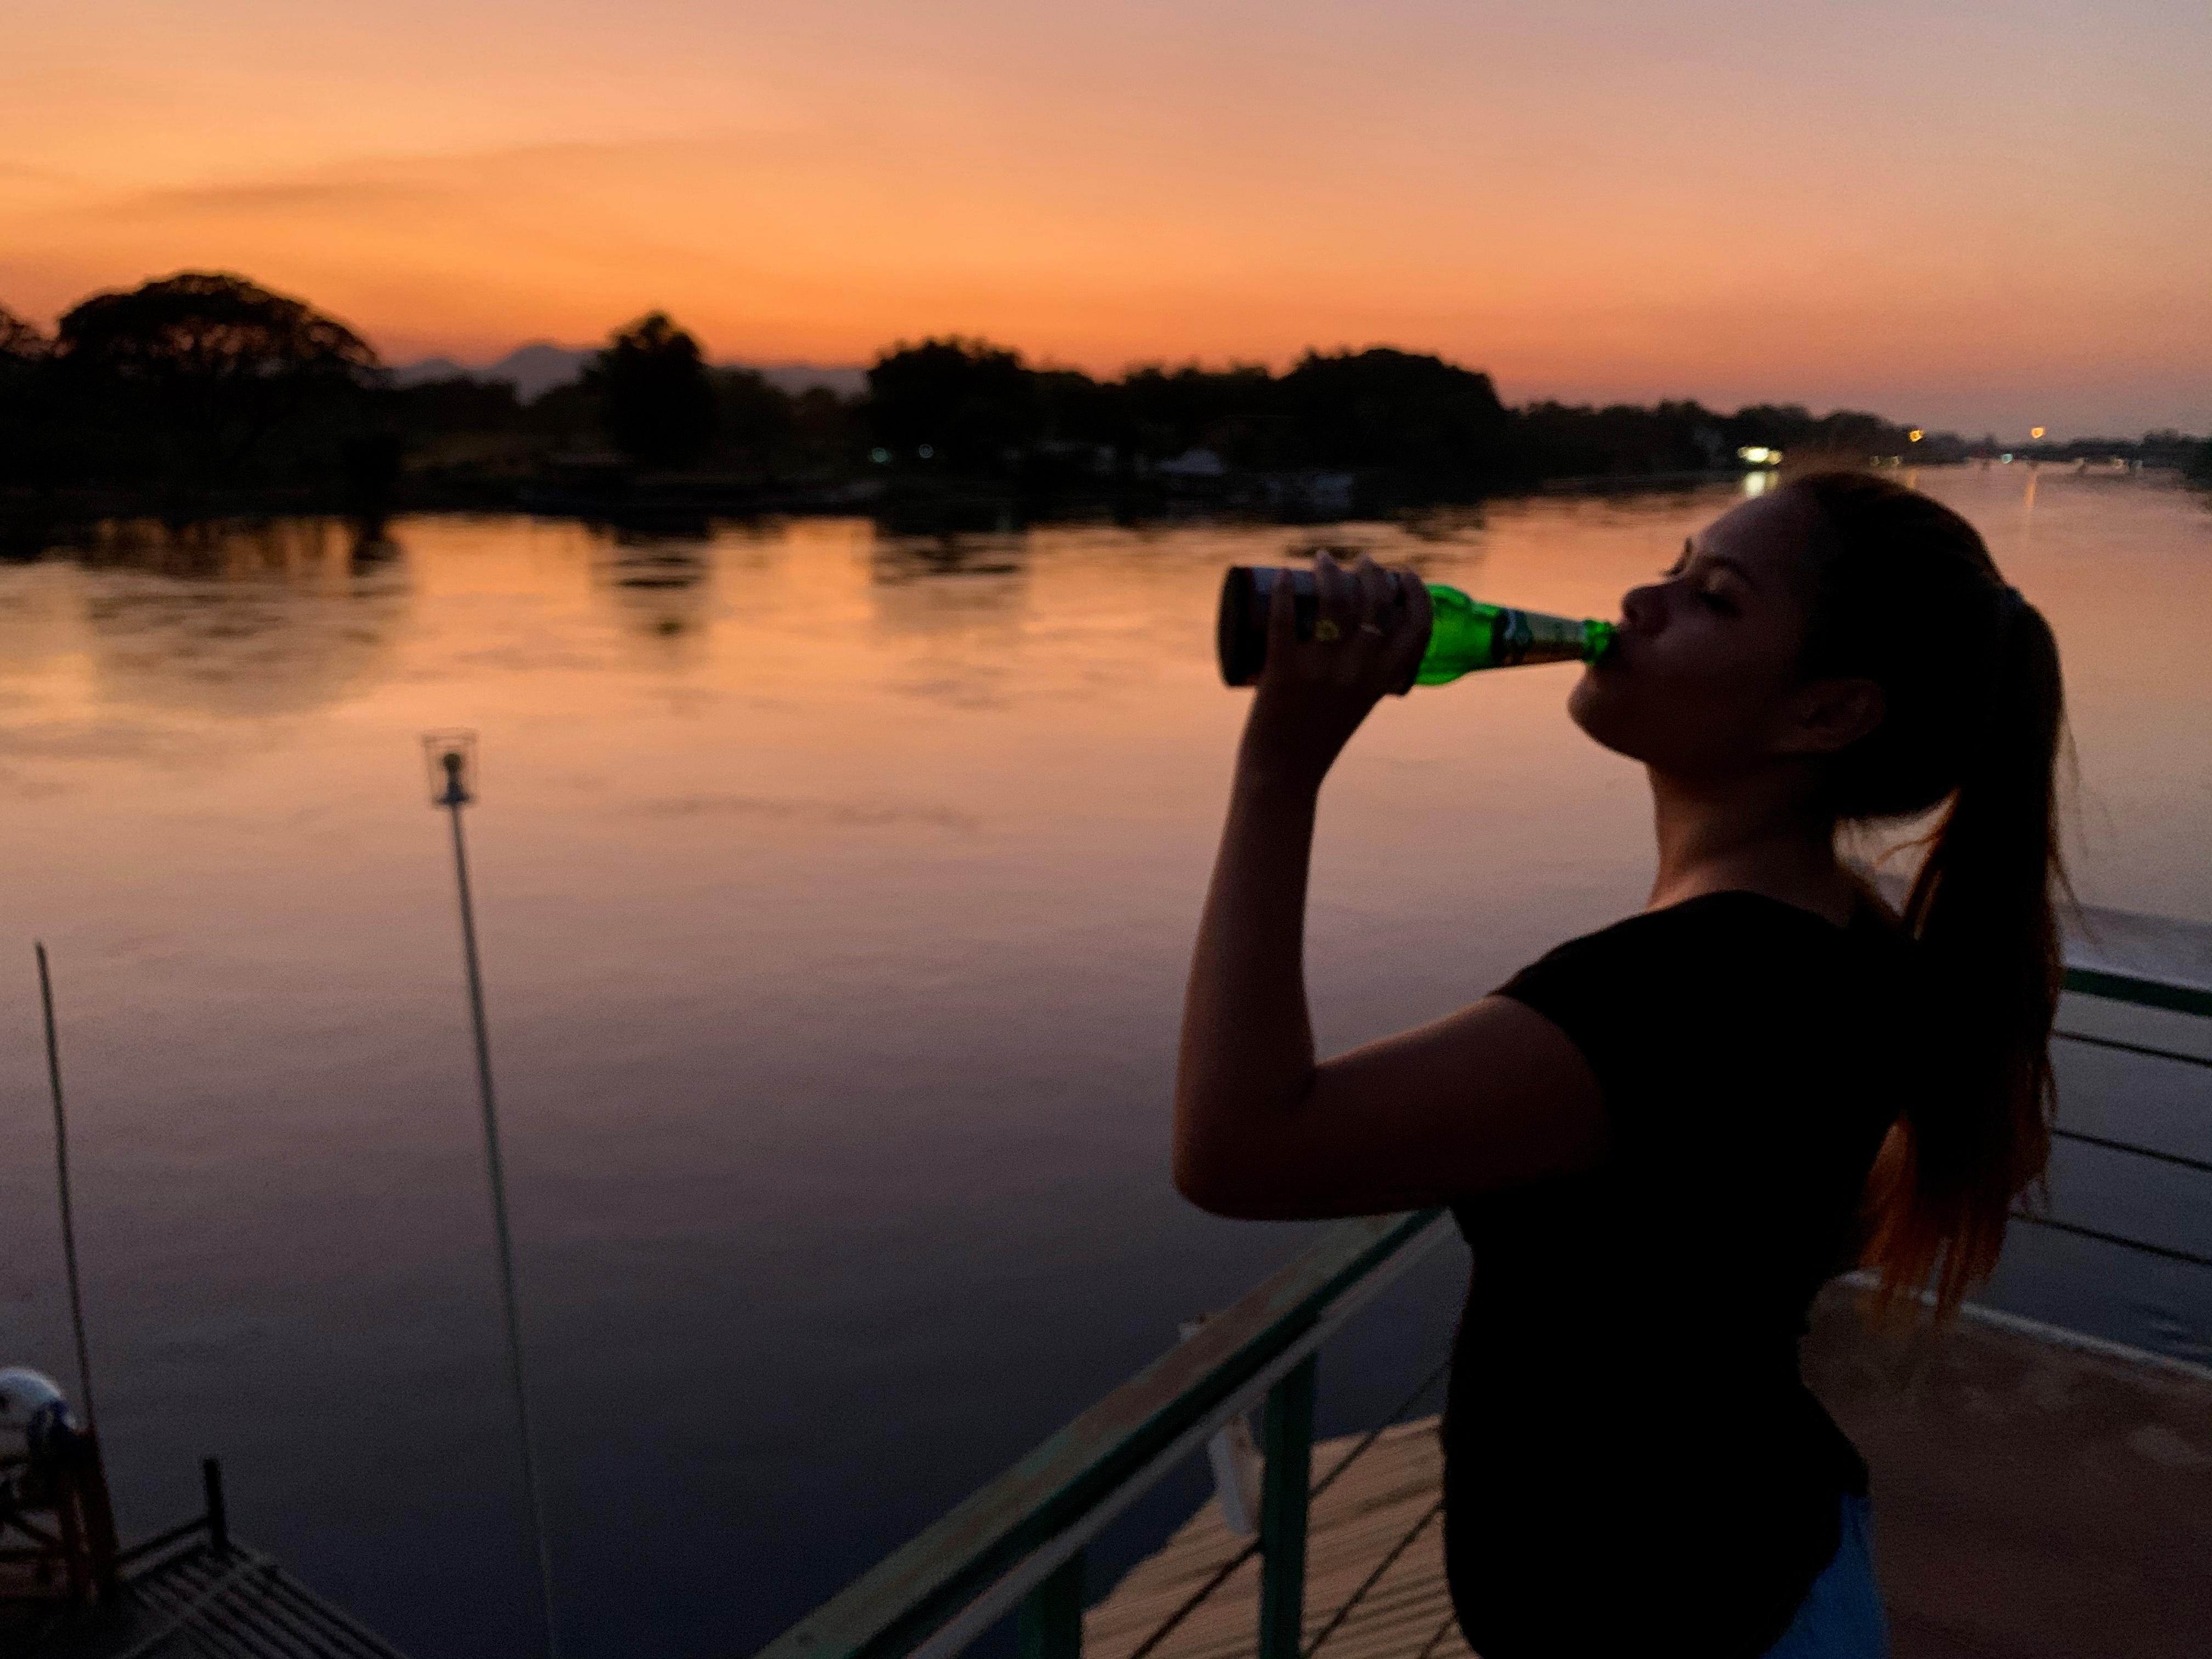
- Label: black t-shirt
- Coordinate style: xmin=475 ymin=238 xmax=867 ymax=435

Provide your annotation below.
xmin=1442 ymin=890 xmax=1926 ymax=1659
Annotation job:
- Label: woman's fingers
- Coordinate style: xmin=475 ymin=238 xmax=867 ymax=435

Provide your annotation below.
xmin=1383 ymin=567 xmax=1432 ymax=695
xmin=1312 ymin=549 xmax=1351 ymax=651
xmin=1257 ymin=552 xmax=1425 ymax=696
xmin=1339 ymin=555 xmax=1385 ymax=684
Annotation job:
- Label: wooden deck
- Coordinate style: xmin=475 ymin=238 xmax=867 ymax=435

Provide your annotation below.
xmin=13 ymin=1537 xmax=416 ymax=1659
xmin=1086 ymin=1283 xmax=2212 ymax=1659
xmin=1085 ymin=1415 xmax=1470 ymax=1659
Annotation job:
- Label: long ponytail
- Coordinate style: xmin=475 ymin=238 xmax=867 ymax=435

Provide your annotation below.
xmin=1785 ymin=472 xmax=2070 ymax=1323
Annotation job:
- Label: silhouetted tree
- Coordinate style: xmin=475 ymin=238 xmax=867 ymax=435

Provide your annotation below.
xmin=1032 ymin=368 xmax=1130 ymax=453
xmin=1276 ymin=349 xmax=1510 ymax=492
xmin=586 ymin=312 xmax=719 ymax=467
xmin=867 ymin=337 xmax=1040 ymax=472
xmin=1118 ymin=362 xmax=1276 ymax=465
xmin=785 ymin=386 xmax=866 ymax=478
xmin=0 ymin=304 xmax=44 ymax=362
xmin=0 ymin=305 xmax=50 ymax=489
xmin=523 ymin=380 xmax=601 ymax=450
xmin=714 ymin=368 xmax=795 ymax=471
xmin=55 ymin=272 xmax=381 ymax=490
xmin=397 ymin=376 xmax=529 ymax=437
xmin=1516 ymin=399 xmax=1722 ymax=478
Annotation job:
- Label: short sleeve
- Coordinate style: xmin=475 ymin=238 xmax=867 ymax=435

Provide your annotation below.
xmin=1493 ymin=917 xmax=1680 ymax=1147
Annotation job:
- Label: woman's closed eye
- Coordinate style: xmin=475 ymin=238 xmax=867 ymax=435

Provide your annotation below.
xmin=1658 ymin=556 xmax=1740 ymax=615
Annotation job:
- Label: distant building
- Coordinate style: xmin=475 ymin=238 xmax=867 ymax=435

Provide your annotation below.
xmin=1152 ymin=448 xmax=1227 ymax=480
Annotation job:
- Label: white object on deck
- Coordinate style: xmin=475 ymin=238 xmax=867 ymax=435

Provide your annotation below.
xmin=1179 ymin=1318 xmax=1264 ymax=1536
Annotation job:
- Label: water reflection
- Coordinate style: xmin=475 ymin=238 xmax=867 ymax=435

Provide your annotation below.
xmin=14 ymin=517 xmax=413 ymax=718
xmin=55 ymin=515 xmax=398 ymax=584
xmin=591 ymin=527 xmax=716 ymax=650
xmin=868 ymin=531 xmax=1028 ymax=585
xmin=1397 ymin=504 xmax=1492 ymax=543
xmin=0 ymin=479 xmax=2203 ymax=1659
xmin=866 ymin=531 xmax=1033 ymax=708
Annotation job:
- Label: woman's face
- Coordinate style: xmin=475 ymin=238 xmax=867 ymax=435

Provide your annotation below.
xmin=1568 ymin=489 xmax=1836 ymax=783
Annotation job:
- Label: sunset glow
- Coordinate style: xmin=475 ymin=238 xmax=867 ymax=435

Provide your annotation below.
xmin=4 ymin=0 xmax=2206 ymax=437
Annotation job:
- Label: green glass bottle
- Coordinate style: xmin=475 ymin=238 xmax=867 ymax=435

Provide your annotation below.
xmin=1217 ymin=566 xmax=1615 ymax=689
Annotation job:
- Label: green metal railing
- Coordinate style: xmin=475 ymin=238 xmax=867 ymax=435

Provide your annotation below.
xmin=759 ymin=941 xmax=2212 ymax=1659
xmin=2063 ymin=963 xmax=2212 ymax=1023
xmin=2027 ymin=962 xmax=2212 ymax=1269
xmin=755 ymin=1209 xmax=1452 ymax=1659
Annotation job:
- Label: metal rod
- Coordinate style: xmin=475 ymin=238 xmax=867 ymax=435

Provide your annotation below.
xmin=2009 ymin=1208 xmax=2212 ymax=1269
xmin=35 ymin=943 xmax=99 ymax=1435
xmin=444 ymin=802 xmax=561 ymax=1659
xmin=2052 ymin=1026 xmax=2212 ymax=1071
xmin=2050 ymin=1125 xmax=2212 ymax=1175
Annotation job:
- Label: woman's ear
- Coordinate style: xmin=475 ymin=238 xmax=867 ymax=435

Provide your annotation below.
xmin=1778 ymin=676 xmax=1886 ymax=757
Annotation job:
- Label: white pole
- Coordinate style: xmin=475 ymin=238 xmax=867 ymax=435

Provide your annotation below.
xmin=435 ymin=749 xmax=561 ymax=1659
xmin=34 ymin=943 xmax=99 ymax=1435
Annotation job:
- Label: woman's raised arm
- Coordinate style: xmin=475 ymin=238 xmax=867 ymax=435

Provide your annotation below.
xmin=1172 ymin=552 xmax=1610 ymax=1220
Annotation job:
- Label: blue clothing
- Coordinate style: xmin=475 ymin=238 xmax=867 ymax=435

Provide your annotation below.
xmin=1759 ymin=1494 xmax=1890 ymax=1658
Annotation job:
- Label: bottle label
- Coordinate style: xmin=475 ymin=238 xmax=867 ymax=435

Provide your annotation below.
xmin=1492 ymin=608 xmax=1588 ymax=667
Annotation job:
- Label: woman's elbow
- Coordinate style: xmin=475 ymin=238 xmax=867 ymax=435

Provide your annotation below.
xmin=1173 ymin=1144 xmax=1293 ymax=1220
xmin=1172 ymin=1144 xmax=1228 ymax=1214
xmin=1172 ymin=1145 xmax=1252 ymax=1217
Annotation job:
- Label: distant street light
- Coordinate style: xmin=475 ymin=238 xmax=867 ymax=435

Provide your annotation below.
xmin=1908 ymin=430 xmax=1924 ymax=443
xmin=2030 ymin=427 xmax=2046 ymax=440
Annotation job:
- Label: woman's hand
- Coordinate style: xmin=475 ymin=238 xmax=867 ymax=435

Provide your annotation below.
xmin=1238 ymin=550 xmax=1432 ymax=792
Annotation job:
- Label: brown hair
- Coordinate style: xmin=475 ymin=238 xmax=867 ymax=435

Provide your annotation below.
xmin=1784 ymin=471 xmax=2069 ymax=1323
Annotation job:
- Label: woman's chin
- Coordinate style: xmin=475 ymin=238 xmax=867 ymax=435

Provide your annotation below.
xmin=1565 ymin=673 xmax=1645 ymax=760
xmin=1565 ymin=670 xmax=1606 ymax=737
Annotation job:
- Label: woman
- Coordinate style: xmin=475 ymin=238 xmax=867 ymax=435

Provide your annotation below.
xmin=1173 ymin=471 xmax=2067 ymax=1658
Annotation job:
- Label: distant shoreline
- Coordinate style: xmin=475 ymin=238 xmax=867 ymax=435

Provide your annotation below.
xmin=3 ymin=457 xmax=2193 ymax=548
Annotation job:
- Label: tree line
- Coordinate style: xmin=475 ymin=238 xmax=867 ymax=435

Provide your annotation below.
xmin=3 ymin=270 xmax=2203 ymax=517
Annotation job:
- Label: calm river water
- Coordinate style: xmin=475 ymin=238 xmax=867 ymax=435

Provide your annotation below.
xmin=2 ymin=467 xmax=2207 ymax=1656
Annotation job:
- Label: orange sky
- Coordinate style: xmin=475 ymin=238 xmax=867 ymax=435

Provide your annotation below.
xmin=3 ymin=1 xmax=2206 ymax=437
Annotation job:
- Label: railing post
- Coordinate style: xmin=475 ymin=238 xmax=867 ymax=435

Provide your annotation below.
xmin=1257 ymin=1354 xmax=1316 ymax=1659
xmin=1016 ymin=1553 xmax=1085 ymax=1659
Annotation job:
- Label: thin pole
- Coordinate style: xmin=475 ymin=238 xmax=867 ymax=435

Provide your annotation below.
xmin=35 ymin=943 xmax=99 ymax=1434
xmin=444 ymin=803 xmax=561 ymax=1659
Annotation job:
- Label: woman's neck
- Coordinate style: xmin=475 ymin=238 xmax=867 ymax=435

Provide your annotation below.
xmin=1644 ymin=767 xmax=1858 ymax=926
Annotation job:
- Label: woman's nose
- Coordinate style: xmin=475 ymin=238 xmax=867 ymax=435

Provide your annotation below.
xmin=1618 ymin=582 xmax=1664 ymax=635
